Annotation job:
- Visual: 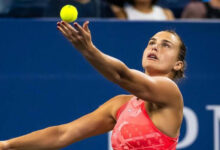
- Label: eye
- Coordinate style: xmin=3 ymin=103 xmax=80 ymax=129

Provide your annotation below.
xmin=149 ymin=41 xmax=155 ymax=45
xmin=162 ymin=43 xmax=170 ymax=48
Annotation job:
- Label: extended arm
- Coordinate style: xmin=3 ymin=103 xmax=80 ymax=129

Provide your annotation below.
xmin=57 ymin=21 xmax=181 ymax=105
xmin=0 ymin=95 xmax=129 ymax=150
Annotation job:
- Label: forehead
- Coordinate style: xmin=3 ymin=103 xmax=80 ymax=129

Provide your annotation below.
xmin=151 ymin=31 xmax=180 ymax=45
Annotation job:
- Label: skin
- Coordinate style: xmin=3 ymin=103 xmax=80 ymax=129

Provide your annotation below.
xmin=0 ymin=21 xmax=184 ymax=150
xmin=112 ymin=0 xmax=175 ymax=20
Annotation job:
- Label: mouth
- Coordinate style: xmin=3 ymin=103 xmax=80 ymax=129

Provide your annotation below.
xmin=147 ymin=53 xmax=158 ymax=61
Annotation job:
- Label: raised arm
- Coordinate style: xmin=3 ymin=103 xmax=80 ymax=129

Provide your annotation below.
xmin=0 ymin=95 xmax=129 ymax=150
xmin=57 ymin=21 xmax=182 ymax=106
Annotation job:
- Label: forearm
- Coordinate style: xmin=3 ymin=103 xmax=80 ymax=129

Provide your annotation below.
xmin=5 ymin=126 xmax=63 ymax=150
xmin=81 ymin=45 xmax=129 ymax=82
xmin=57 ymin=21 xmax=130 ymax=85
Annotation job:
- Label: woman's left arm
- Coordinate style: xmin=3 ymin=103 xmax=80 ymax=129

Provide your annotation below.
xmin=57 ymin=21 xmax=181 ymax=105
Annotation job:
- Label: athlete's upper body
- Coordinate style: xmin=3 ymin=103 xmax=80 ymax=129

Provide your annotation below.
xmin=112 ymin=96 xmax=179 ymax=150
xmin=111 ymin=0 xmax=174 ymax=20
xmin=0 ymin=21 xmax=185 ymax=150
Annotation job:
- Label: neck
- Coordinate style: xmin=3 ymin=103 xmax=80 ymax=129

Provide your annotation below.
xmin=144 ymin=70 xmax=174 ymax=79
xmin=133 ymin=1 xmax=153 ymax=13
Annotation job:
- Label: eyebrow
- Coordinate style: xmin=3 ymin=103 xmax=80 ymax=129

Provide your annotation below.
xmin=149 ymin=38 xmax=174 ymax=45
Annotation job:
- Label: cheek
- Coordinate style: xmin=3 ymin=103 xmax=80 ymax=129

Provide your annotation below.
xmin=160 ymin=52 xmax=178 ymax=67
xmin=142 ymin=49 xmax=148 ymax=63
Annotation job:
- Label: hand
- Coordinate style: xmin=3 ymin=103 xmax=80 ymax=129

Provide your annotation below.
xmin=57 ymin=21 xmax=94 ymax=52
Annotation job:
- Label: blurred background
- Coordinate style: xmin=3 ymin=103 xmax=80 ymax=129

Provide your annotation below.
xmin=0 ymin=0 xmax=220 ymax=150
xmin=0 ymin=0 xmax=220 ymax=19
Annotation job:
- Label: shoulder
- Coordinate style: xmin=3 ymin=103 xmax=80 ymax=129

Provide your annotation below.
xmin=154 ymin=77 xmax=182 ymax=96
xmin=105 ymin=94 xmax=132 ymax=110
xmin=98 ymin=94 xmax=132 ymax=120
xmin=162 ymin=7 xmax=175 ymax=20
xmin=152 ymin=77 xmax=183 ymax=106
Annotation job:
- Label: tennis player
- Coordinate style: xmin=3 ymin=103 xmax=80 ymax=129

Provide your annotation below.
xmin=0 ymin=21 xmax=186 ymax=150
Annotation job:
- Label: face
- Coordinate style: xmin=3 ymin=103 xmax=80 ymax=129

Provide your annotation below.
xmin=142 ymin=31 xmax=183 ymax=77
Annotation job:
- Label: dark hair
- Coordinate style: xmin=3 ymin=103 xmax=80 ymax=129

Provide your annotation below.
xmin=164 ymin=30 xmax=187 ymax=80
xmin=127 ymin=0 xmax=158 ymax=6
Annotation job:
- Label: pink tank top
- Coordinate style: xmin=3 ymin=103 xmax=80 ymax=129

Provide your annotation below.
xmin=111 ymin=97 xmax=178 ymax=150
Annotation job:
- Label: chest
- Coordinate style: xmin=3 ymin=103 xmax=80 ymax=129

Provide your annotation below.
xmin=111 ymin=100 xmax=175 ymax=149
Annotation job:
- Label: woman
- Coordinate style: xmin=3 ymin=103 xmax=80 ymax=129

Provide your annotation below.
xmin=112 ymin=0 xmax=175 ymax=20
xmin=0 ymin=21 xmax=186 ymax=150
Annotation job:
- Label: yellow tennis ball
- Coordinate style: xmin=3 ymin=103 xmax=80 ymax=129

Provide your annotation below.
xmin=60 ymin=5 xmax=78 ymax=23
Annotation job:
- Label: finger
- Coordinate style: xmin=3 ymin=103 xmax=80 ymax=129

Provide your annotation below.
xmin=74 ymin=22 xmax=86 ymax=35
xmin=58 ymin=22 xmax=70 ymax=36
xmin=57 ymin=26 xmax=77 ymax=43
xmin=57 ymin=25 xmax=69 ymax=37
xmin=61 ymin=21 xmax=79 ymax=36
xmin=83 ymin=21 xmax=90 ymax=32
xmin=57 ymin=22 xmax=71 ymax=38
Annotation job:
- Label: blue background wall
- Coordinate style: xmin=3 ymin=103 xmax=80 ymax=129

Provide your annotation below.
xmin=0 ymin=19 xmax=220 ymax=149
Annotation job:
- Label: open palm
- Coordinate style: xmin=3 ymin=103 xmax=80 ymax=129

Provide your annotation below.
xmin=57 ymin=21 xmax=94 ymax=52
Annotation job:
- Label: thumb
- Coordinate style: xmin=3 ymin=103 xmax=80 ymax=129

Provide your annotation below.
xmin=83 ymin=21 xmax=90 ymax=32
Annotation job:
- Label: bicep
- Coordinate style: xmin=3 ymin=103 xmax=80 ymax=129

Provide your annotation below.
xmin=116 ymin=69 xmax=181 ymax=105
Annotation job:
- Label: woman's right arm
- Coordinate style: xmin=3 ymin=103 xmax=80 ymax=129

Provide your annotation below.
xmin=0 ymin=95 xmax=130 ymax=150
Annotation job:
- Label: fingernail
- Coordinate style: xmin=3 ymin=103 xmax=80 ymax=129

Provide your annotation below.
xmin=62 ymin=21 xmax=65 ymax=24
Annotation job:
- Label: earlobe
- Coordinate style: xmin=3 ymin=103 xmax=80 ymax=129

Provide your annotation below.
xmin=173 ymin=61 xmax=183 ymax=71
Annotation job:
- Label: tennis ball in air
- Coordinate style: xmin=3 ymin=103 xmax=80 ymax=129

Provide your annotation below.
xmin=60 ymin=5 xmax=78 ymax=23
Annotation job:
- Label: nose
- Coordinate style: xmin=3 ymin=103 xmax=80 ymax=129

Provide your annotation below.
xmin=151 ymin=44 xmax=158 ymax=52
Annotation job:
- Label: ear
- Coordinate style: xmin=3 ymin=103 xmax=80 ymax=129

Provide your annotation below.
xmin=173 ymin=61 xmax=184 ymax=71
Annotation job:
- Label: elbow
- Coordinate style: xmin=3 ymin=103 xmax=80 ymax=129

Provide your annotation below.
xmin=114 ymin=65 xmax=131 ymax=82
xmin=54 ymin=126 xmax=69 ymax=149
xmin=110 ymin=72 xmax=129 ymax=85
xmin=111 ymin=68 xmax=135 ymax=87
xmin=55 ymin=125 xmax=77 ymax=149
xmin=43 ymin=126 xmax=67 ymax=149
xmin=110 ymin=73 xmax=122 ymax=83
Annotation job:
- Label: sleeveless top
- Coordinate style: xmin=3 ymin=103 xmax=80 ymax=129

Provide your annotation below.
xmin=111 ymin=97 xmax=178 ymax=150
xmin=124 ymin=5 xmax=167 ymax=20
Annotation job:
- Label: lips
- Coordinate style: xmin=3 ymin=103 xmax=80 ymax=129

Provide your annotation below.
xmin=147 ymin=53 xmax=158 ymax=60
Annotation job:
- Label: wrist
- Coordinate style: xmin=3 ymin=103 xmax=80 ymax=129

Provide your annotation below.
xmin=81 ymin=43 xmax=96 ymax=56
